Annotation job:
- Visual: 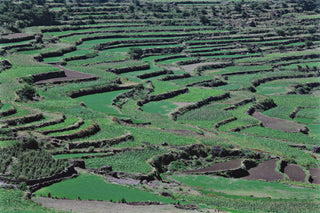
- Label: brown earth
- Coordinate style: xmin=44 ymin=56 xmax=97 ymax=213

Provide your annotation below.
xmin=107 ymin=176 xmax=140 ymax=185
xmin=252 ymin=111 xmax=307 ymax=133
xmin=185 ymin=158 xmax=243 ymax=173
xmin=284 ymin=164 xmax=306 ymax=182
xmin=244 ymin=159 xmax=284 ymax=181
xmin=172 ymin=102 xmax=195 ymax=108
xmin=2 ymin=33 xmax=32 ymax=39
xmin=181 ymin=62 xmax=221 ymax=74
xmin=32 ymin=197 xmax=205 ymax=213
xmin=35 ymin=65 xmax=98 ymax=84
xmin=308 ymin=168 xmax=320 ymax=184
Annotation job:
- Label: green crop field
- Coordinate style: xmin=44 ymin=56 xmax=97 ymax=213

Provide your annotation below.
xmin=171 ymin=175 xmax=319 ymax=200
xmin=0 ymin=188 xmax=54 ymax=212
xmin=85 ymin=148 xmax=168 ymax=174
xmin=1 ymin=0 xmax=319 ymax=212
xmin=35 ymin=173 xmax=174 ymax=203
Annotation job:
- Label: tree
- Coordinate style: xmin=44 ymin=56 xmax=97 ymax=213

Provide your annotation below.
xmin=128 ymin=48 xmax=143 ymax=60
xmin=0 ymin=0 xmax=56 ymax=32
xmin=15 ymin=85 xmax=37 ymax=102
xmin=199 ymin=15 xmax=210 ymax=25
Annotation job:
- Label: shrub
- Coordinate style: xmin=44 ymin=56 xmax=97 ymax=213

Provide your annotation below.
xmin=15 ymin=85 xmax=37 ymax=102
xmin=128 ymin=48 xmax=143 ymax=60
xmin=20 ymin=135 xmax=39 ymax=150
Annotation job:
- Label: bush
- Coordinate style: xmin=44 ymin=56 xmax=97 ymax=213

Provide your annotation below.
xmin=18 ymin=182 xmax=28 ymax=191
xmin=15 ymin=85 xmax=37 ymax=102
xmin=128 ymin=48 xmax=143 ymax=60
xmin=20 ymin=135 xmax=39 ymax=150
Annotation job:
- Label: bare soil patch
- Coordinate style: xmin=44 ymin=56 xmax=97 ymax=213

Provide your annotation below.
xmin=172 ymin=102 xmax=195 ymax=108
xmin=244 ymin=159 xmax=284 ymax=181
xmin=252 ymin=111 xmax=307 ymax=133
xmin=32 ymin=197 xmax=202 ymax=213
xmin=35 ymin=65 xmax=98 ymax=84
xmin=308 ymin=168 xmax=320 ymax=184
xmin=181 ymin=62 xmax=221 ymax=74
xmin=2 ymin=33 xmax=32 ymax=39
xmin=284 ymin=164 xmax=306 ymax=182
xmin=185 ymin=158 xmax=243 ymax=173
xmin=107 ymin=176 xmax=140 ymax=185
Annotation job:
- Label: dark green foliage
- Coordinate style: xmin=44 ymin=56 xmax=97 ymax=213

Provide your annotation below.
xmin=21 ymin=135 xmax=39 ymax=150
xmin=18 ymin=182 xmax=28 ymax=191
xmin=199 ymin=15 xmax=209 ymax=25
xmin=128 ymin=48 xmax=143 ymax=60
xmin=0 ymin=143 xmax=68 ymax=180
xmin=0 ymin=0 xmax=56 ymax=32
xmin=297 ymin=0 xmax=319 ymax=11
xmin=15 ymin=85 xmax=37 ymax=102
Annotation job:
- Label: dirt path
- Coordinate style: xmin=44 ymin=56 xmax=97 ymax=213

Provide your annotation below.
xmin=252 ymin=111 xmax=307 ymax=133
xmin=35 ymin=64 xmax=98 ymax=84
xmin=32 ymin=197 xmax=203 ymax=213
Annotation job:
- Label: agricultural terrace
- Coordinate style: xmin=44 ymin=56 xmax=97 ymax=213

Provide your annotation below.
xmin=0 ymin=0 xmax=319 ymax=212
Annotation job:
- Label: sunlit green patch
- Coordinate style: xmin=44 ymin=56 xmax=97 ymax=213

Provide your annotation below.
xmin=171 ymin=175 xmax=319 ymax=200
xmin=142 ymin=101 xmax=178 ymax=115
xmin=35 ymin=173 xmax=174 ymax=203
xmin=76 ymin=90 xmax=130 ymax=115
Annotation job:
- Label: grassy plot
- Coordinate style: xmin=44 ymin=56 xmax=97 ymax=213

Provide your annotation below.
xmin=0 ymin=140 xmax=17 ymax=148
xmin=0 ymin=188 xmax=53 ymax=213
xmin=70 ymin=119 xmax=128 ymax=141
xmin=169 ymin=76 xmax=214 ymax=86
xmin=149 ymin=81 xmax=181 ymax=95
xmin=240 ymin=126 xmax=319 ymax=145
xmin=46 ymin=120 xmax=94 ymax=136
xmin=54 ymin=152 xmax=107 ymax=160
xmin=256 ymin=84 xmax=289 ymax=95
xmin=295 ymin=108 xmax=320 ymax=123
xmin=307 ymin=124 xmax=320 ymax=139
xmin=178 ymin=104 xmax=231 ymax=129
xmin=85 ymin=148 xmax=168 ymax=174
xmin=75 ymin=90 xmax=130 ymax=115
xmin=37 ymin=116 xmax=79 ymax=131
xmin=121 ymin=126 xmax=198 ymax=146
xmin=166 ymin=88 xmax=225 ymax=102
xmin=0 ymin=103 xmax=12 ymax=111
xmin=201 ymin=132 xmax=317 ymax=167
xmin=263 ymin=95 xmax=319 ymax=120
xmin=171 ymin=175 xmax=319 ymax=200
xmin=175 ymin=189 xmax=319 ymax=213
xmin=35 ymin=173 xmax=174 ymax=203
xmin=142 ymin=101 xmax=178 ymax=115
xmin=256 ymin=77 xmax=320 ymax=95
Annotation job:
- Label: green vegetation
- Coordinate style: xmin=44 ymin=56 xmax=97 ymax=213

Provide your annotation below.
xmin=0 ymin=0 xmax=319 ymax=212
xmin=171 ymin=175 xmax=319 ymax=199
xmin=85 ymin=148 xmax=168 ymax=174
xmin=0 ymin=188 xmax=53 ymax=212
xmin=35 ymin=173 xmax=174 ymax=203
xmin=0 ymin=142 xmax=68 ymax=180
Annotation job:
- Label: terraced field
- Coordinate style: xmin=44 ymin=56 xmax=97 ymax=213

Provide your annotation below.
xmin=0 ymin=0 xmax=319 ymax=212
